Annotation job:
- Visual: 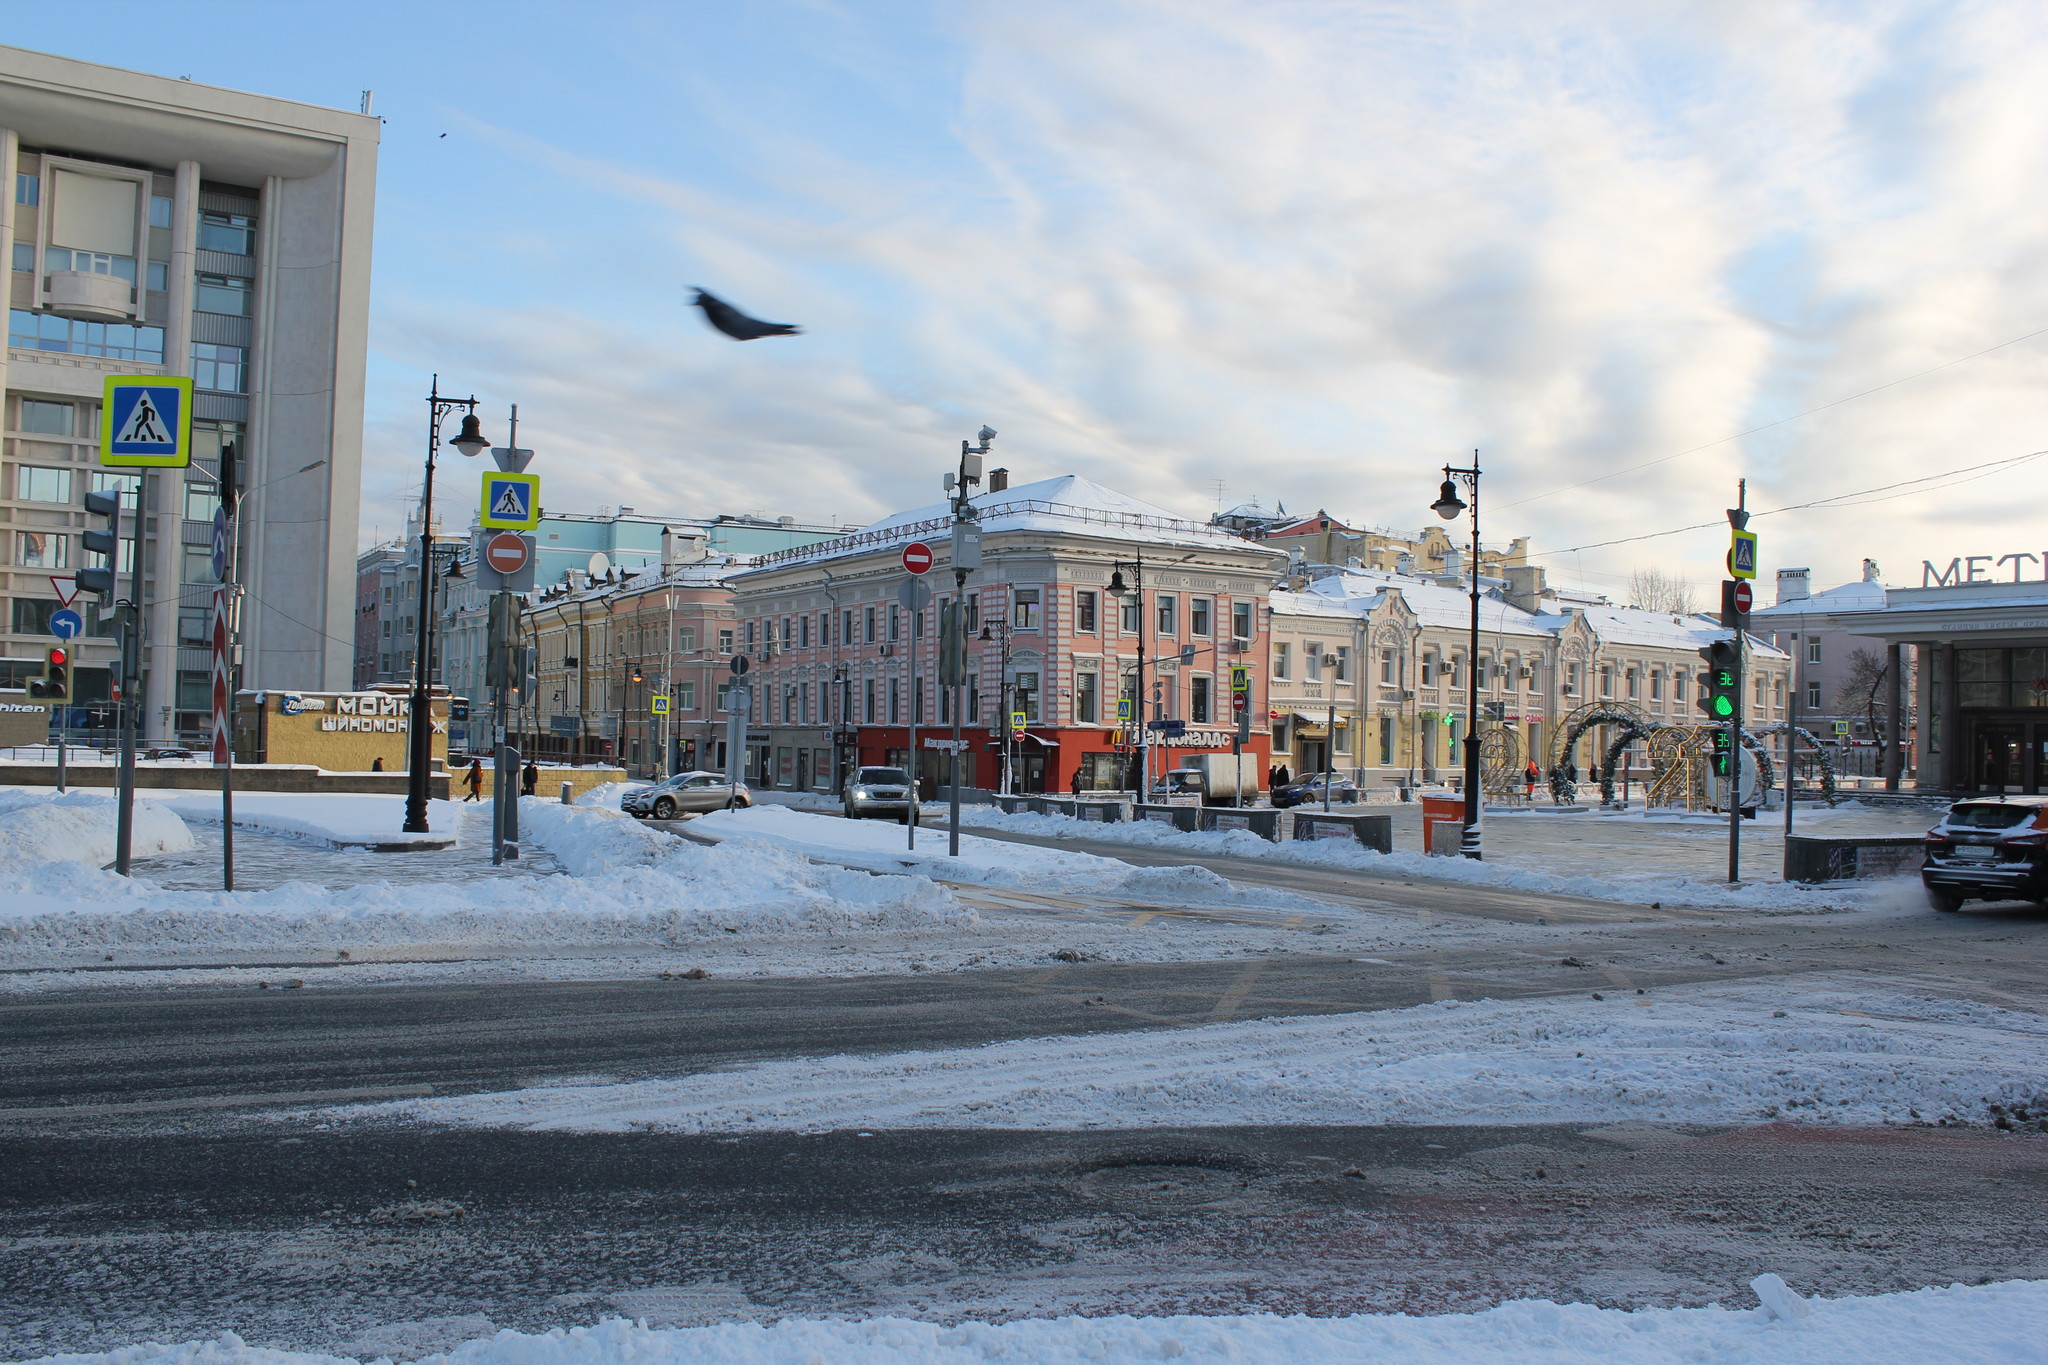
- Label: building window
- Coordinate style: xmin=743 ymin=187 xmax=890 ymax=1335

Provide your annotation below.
xmin=1191 ymin=598 xmax=1212 ymax=637
xmin=1156 ymin=593 xmax=1177 ymax=636
xmin=1599 ymin=665 xmax=1613 ymax=698
xmin=1191 ymin=674 xmax=1212 ymax=723
xmin=889 ymin=607 xmax=900 ymax=641
xmin=715 ymin=682 xmax=732 ymax=712
xmin=676 ymin=681 xmax=696 ymax=711
xmin=1381 ymin=649 xmax=1396 ymax=685
xmin=9 ymin=311 xmax=164 ymax=362
xmin=181 ymin=544 xmax=214 ymax=584
xmin=677 ymin=626 xmax=697 ymax=652
xmin=1273 ymin=643 xmax=1290 ymax=679
xmin=10 ymin=598 xmax=56 ymax=635
xmin=1650 ymin=670 xmax=1663 ymax=701
xmin=1076 ymin=670 xmax=1098 ymax=723
xmin=178 ymin=606 xmax=210 ymax=644
xmin=16 ymin=531 xmax=66 ymax=568
xmin=799 ymin=615 xmax=810 ymax=649
xmin=889 ymin=678 xmax=900 ymax=724
xmin=185 ymin=482 xmax=220 ymax=521
xmin=965 ymin=595 xmax=979 ymax=632
xmin=10 ymin=242 xmax=31 ymax=272
xmin=199 ymin=212 xmax=254 ymax=255
xmin=842 ymin=610 xmax=854 ymax=645
xmin=718 ymin=628 xmax=734 ymax=652
xmin=1806 ymin=639 xmax=1821 ymax=665
xmin=1626 ymin=667 xmax=1639 ymax=699
xmin=150 ymin=196 xmax=173 ymax=228
xmin=191 ymin=341 xmax=245 ymax=392
xmin=1335 ymin=647 xmax=1350 ymax=682
xmin=44 ymin=248 xmax=136 ymax=281
xmin=1674 ymin=672 xmax=1688 ymax=703
xmin=1076 ymin=589 xmax=1097 ymax=632
xmin=1120 ymin=594 xmax=1141 ymax=633
xmin=18 ymin=400 xmax=74 ymax=437
xmin=1379 ymin=715 xmax=1394 ymax=765
xmin=1014 ymin=672 xmax=1038 ymax=723
xmin=194 ymin=274 xmax=252 ymax=317
xmin=1527 ymin=662 xmax=1540 ymax=693
xmin=1567 ymin=661 xmax=1582 ymax=695
xmin=1807 ymin=681 xmax=1822 ymax=709
xmin=16 ymin=174 xmax=37 ymax=206
xmin=864 ymin=606 xmax=877 ymax=643
xmin=1013 ymin=588 xmax=1040 ymax=630
xmin=1306 ymin=644 xmax=1323 ymax=681
xmin=865 ymin=677 xmax=877 ymax=723
xmin=913 ymin=676 xmax=925 ymax=723
xmin=912 ymin=606 xmax=924 ymax=639
xmin=1775 ymin=677 xmax=1786 ymax=707
xmin=1232 ymin=601 xmax=1252 ymax=645
xmin=16 ymin=467 xmax=72 ymax=504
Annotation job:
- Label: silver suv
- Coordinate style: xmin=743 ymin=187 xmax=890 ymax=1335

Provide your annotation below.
xmin=623 ymin=771 xmax=751 ymax=820
xmin=843 ymin=765 xmax=913 ymax=819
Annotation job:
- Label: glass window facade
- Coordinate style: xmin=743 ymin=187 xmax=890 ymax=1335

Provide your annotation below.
xmin=9 ymin=310 xmax=163 ymax=362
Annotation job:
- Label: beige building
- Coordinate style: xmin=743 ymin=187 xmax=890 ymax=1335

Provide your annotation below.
xmin=1267 ymin=564 xmax=1791 ymax=789
xmin=234 ymin=688 xmax=449 ymax=772
xmin=1 ymin=47 xmax=376 ymax=739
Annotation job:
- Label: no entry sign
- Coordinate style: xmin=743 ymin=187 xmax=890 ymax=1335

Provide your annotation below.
xmin=901 ymin=541 xmax=935 ymax=575
xmin=1731 ymin=580 xmax=1753 ymax=615
xmin=485 ymin=531 xmax=531 ymax=575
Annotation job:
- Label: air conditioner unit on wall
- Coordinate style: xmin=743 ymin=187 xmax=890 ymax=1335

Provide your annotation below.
xmin=877 ymin=644 xmax=893 ymax=657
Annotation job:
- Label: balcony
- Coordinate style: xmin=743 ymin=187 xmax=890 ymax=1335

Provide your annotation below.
xmin=45 ymin=270 xmax=133 ymax=322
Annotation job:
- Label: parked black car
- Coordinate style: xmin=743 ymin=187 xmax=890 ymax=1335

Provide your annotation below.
xmin=1921 ymin=798 xmax=2048 ymax=912
xmin=1270 ymin=772 xmax=1359 ymax=809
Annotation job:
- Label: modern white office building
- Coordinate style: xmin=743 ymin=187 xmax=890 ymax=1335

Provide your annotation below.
xmin=0 ymin=47 xmax=375 ymax=738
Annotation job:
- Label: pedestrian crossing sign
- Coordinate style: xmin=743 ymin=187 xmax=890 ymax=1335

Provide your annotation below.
xmin=1116 ymin=698 xmax=1133 ymax=721
xmin=651 ymin=695 xmax=671 ymax=715
xmin=99 ymin=376 xmax=193 ymax=467
xmin=480 ymin=471 xmax=541 ymax=530
xmin=1728 ymin=529 xmax=1759 ymax=580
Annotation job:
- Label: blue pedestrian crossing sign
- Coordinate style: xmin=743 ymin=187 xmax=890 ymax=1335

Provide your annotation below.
xmin=480 ymin=471 xmax=541 ymax=530
xmin=1728 ymin=529 xmax=1759 ymax=581
xmin=100 ymin=376 xmax=193 ymax=468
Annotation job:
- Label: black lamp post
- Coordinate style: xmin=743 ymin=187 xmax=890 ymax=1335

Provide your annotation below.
xmin=1431 ymin=452 xmax=1484 ymax=860
xmin=404 ymin=377 xmax=487 ymax=833
xmin=1106 ymin=556 xmax=1147 ymax=796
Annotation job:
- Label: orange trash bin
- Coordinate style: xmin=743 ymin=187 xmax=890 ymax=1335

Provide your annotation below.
xmin=1420 ymin=793 xmax=1466 ymax=854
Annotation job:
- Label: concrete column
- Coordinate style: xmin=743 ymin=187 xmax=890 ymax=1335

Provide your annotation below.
xmin=238 ymin=174 xmax=281 ymax=691
xmin=1883 ymin=642 xmax=1904 ymax=791
xmin=143 ymin=159 xmax=198 ymax=741
xmin=1938 ymin=643 xmax=1963 ymax=791
xmin=0 ymin=128 xmax=17 ymax=410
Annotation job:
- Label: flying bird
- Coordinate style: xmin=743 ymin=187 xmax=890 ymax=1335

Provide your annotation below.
xmin=692 ymin=288 xmax=803 ymax=340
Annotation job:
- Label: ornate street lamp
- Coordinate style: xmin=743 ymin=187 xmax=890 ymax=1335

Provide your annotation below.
xmin=1431 ymin=452 xmax=1483 ymax=860
xmin=404 ymin=379 xmax=486 ymax=834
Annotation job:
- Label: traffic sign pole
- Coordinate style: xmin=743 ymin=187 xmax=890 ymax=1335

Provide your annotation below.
xmin=1727 ymin=480 xmax=1748 ymax=883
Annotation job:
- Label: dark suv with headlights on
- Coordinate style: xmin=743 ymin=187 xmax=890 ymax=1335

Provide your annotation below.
xmin=1921 ymin=798 xmax=2048 ymax=912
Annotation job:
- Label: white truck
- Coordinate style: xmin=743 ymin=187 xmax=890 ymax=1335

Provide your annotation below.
xmin=1156 ymin=753 xmax=1262 ymax=805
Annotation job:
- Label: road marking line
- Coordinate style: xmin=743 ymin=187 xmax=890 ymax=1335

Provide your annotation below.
xmin=1207 ymin=960 xmax=1270 ymax=1022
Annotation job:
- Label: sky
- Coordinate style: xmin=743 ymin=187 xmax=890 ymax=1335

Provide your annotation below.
xmin=15 ymin=0 xmax=2048 ymax=601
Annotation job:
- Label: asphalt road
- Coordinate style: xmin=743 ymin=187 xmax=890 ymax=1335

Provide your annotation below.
xmin=6 ymin=820 xmax=2048 ymax=1356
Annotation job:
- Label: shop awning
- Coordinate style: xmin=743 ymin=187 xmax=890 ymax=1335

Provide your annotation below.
xmin=1019 ymin=732 xmax=1059 ymax=747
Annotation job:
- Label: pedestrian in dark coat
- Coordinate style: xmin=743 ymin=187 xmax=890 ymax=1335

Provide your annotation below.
xmin=463 ymin=757 xmax=484 ymax=802
xmin=521 ymin=760 xmax=538 ymax=797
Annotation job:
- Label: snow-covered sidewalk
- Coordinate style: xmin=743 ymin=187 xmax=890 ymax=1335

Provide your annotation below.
xmin=151 ymin=791 xmax=463 ymax=848
xmin=693 ymin=805 xmax=1256 ymax=902
xmin=955 ymin=806 xmax=1889 ymax=911
xmin=21 ymin=1279 xmax=2044 ymax=1364
xmin=342 ymin=978 xmax=2048 ymax=1134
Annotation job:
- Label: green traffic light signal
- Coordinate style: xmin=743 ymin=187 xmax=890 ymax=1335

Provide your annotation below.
xmin=1710 ymin=694 xmax=1734 ymax=718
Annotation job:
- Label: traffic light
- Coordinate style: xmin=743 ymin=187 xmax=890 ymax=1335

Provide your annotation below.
xmin=77 ymin=488 xmax=122 ymax=603
xmin=28 ymin=646 xmax=70 ymax=704
xmin=1695 ymin=639 xmax=1739 ymax=721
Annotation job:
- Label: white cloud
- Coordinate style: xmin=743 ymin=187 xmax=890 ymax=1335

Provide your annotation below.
xmin=358 ymin=0 xmax=2048 ymax=597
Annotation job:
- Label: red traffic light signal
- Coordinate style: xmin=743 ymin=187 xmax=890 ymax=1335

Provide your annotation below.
xmin=47 ymin=647 xmax=66 ymax=668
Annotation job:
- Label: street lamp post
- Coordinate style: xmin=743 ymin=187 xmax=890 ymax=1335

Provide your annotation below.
xmin=946 ymin=426 xmax=992 ymax=856
xmin=1106 ymin=556 xmax=1147 ymax=798
xmin=1431 ymin=452 xmax=1484 ymax=860
xmin=404 ymin=378 xmax=487 ymax=834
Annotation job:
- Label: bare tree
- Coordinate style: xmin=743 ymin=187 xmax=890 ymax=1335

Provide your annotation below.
xmin=1834 ymin=647 xmax=1915 ymax=773
xmin=1627 ymin=568 xmax=1697 ymax=615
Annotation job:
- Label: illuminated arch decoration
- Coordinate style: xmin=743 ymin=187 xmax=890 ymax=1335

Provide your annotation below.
xmin=1545 ymin=702 xmax=1656 ymax=805
xmin=1749 ymin=723 xmax=1842 ymax=807
xmin=1478 ymin=725 xmax=1524 ymax=797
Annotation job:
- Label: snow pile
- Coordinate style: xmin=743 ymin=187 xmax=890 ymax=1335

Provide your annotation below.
xmin=0 ymin=787 xmax=191 ymax=866
xmin=154 ymin=792 xmax=460 ymax=846
xmin=695 ymin=805 xmax=1239 ymax=900
xmin=357 ymin=981 xmax=2048 ymax=1133
xmin=573 ymin=782 xmax=646 ymax=809
xmin=0 ymin=800 xmax=968 ymax=961
xmin=957 ymin=807 xmax=1864 ymax=910
xmin=19 ymin=1279 xmax=2045 ymax=1364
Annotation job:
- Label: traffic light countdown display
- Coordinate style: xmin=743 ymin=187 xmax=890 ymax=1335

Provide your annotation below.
xmin=1695 ymin=639 xmax=1740 ymax=775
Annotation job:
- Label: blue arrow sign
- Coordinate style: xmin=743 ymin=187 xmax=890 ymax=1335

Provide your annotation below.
xmin=49 ymin=608 xmax=83 ymax=640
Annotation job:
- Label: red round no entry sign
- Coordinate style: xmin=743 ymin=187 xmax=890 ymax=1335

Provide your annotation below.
xmin=1731 ymin=580 xmax=1753 ymax=615
xmin=486 ymin=531 xmax=530 ymax=575
xmin=901 ymin=541 xmax=935 ymax=575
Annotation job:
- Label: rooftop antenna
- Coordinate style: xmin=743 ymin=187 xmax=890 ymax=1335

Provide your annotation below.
xmin=360 ymin=91 xmax=373 ymax=115
xmin=1211 ymin=478 xmax=1227 ymax=510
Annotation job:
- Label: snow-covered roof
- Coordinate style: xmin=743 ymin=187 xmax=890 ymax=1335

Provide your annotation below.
xmin=1291 ymin=569 xmax=1552 ymax=638
xmin=1536 ymin=603 xmax=1789 ymax=659
xmin=1750 ymin=578 xmax=1888 ymax=618
xmin=747 ymin=474 xmax=1274 ymax=572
